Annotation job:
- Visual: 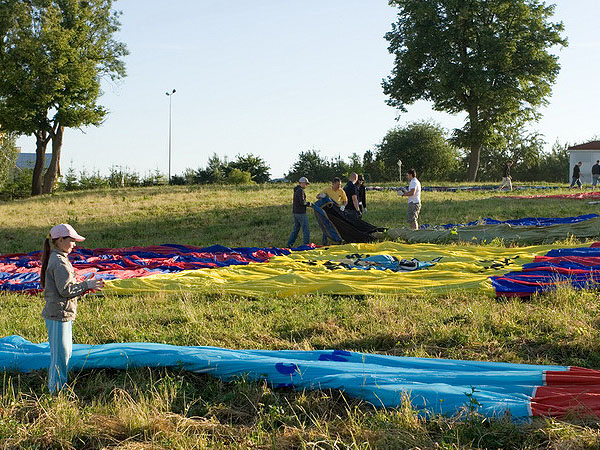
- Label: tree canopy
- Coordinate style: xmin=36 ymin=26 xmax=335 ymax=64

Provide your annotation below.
xmin=383 ymin=0 xmax=567 ymax=180
xmin=0 ymin=0 xmax=127 ymax=195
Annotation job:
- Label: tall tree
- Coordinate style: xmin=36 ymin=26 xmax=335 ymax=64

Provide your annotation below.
xmin=0 ymin=0 xmax=127 ymax=195
xmin=383 ymin=0 xmax=567 ymax=180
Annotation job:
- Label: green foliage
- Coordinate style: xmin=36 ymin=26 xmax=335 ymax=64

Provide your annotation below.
xmin=77 ymin=169 xmax=108 ymax=190
xmin=470 ymin=135 xmax=570 ymax=183
xmin=0 ymin=133 xmax=19 ymax=190
xmin=286 ymin=149 xmax=360 ymax=183
xmin=376 ymin=121 xmax=460 ymax=181
xmin=383 ymin=0 xmax=568 ymax=180
xmin=228 ymin=154 xmax=271 ymax=183
xmin=225 ymin=168 xmax=255 ymax=185
xmin=61 ymin=167 xmax=79 ymax=191
xmin=362 ymin=149 xmax=385 ymax=182
xmin=183 ymin=153 xmax=270 ymax=185
xmin=0 ymin=168 xmax=32 ymax=199
xmin=0 ymin=0 xmax=128 ymax=194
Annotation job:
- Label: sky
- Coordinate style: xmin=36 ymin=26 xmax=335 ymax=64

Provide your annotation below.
xmin=15 ymin=0 xmax=600 ymax=179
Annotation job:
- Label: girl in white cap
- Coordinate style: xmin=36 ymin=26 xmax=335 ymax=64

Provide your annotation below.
xmin=40 ymin=224 xmax=104 ymax=393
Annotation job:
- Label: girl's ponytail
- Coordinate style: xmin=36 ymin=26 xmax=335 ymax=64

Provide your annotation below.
xmin=40 ymin=237 xmax=52 ymax=288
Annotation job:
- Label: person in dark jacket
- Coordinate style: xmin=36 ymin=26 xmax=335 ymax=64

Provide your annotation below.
xmin=357 ymin=174 xmax=367 ymax=214
xmin=342 ymin=172 xmax=361 ymax=219
xmin=498 ymin=161 xmax=513 ymax=191
xmin=286 ymin=177 xmax=311 ymax=247
xmin=570 ymin=162 xmax=583 ymax=188
xmin=592 ymin=160 xmax=600 ymax=187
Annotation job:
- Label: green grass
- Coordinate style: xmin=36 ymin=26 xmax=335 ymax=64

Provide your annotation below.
xmin=1 ymin=183 xmax=600 ymax=448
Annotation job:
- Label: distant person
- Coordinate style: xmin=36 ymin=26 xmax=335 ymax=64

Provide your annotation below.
xmin=317 ymin=177 xmax=348 ymax=208
xmin=286 ymin=177 xmax=311 ymax=248
xmin=399 ymin=168 xmax=421 ymax=230
xmin=498 ymin=161 xmax=513 ymax=191
xmin=357 ymin=174 xmax=367 ymax=214
xmin=570 ymin=162 xmax=583 ymax=188
xmin=317 ymin=177 xmax=348 ymax=244
xmin=41 ymin=224 xmax=104 ymax=393
xmin=592 ymin=160 xmax=600 ymax=188
xmin=343 ymin=172 xmax=361 ymax=219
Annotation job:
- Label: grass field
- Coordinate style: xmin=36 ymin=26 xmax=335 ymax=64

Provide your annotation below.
xmin=1 ymin=183 xmax=600 ymax=448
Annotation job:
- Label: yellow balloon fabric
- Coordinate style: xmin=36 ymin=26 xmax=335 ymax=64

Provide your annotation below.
xmin=105 ymin=242 xmax=575 ymax=297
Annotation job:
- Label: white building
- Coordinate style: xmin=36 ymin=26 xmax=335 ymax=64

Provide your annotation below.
xmin=567 ymin=141 xmax=600 ymax=185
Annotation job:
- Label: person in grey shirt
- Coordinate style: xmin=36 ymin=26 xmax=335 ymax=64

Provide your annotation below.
xmin=40 ymin=223 xmax=104 ymax=393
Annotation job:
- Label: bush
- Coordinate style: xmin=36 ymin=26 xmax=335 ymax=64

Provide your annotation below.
xmin=0 ymin=168 xmax=32 ymax=199
xmin=0 ymin=133 xmax=19 ymax=191
xmin=226 ymin=168 xmax=254 ymax=185
xmin=229 ymin=154 xmax=271 ymax=183
xmin=78 ymin=169 xmax=108 ymax=190
xmin=376 ymin=121 xmax=460 ymax=181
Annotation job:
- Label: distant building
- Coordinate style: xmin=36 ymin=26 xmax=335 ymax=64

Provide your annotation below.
xmin=567 ymin=141 xmax=600 ymax=185
xmin=15 ymin=152 xmax=51 ymax=170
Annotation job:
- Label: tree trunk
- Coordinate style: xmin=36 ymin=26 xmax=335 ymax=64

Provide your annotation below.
xmin=43 ymin=125 xmax=64 ymax=194
xmin=466 ymin=105 xmax=482 ymax=182
xmin=31 ymin=131 xmax=50 ymax=196
xmin=466 ymin=142 xmax=482 ymax=181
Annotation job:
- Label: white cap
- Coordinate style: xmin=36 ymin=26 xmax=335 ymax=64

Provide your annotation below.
xmin=49 ymin=224 xmax=86 ymax=241
xmin=299 ymin=177 xmax=310 ymax=184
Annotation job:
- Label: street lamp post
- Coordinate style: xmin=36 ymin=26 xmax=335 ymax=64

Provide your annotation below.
xmin=165 ymin=89 xmax=176 ymax=183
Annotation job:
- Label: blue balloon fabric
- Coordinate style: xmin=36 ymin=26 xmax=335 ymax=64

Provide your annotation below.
xmin=491 ymin=244 xmax=600 ymax=297
xmin=422 ymin=214 xmax=600 ymax=230
xmin=4 ymin=335 xmax=600 ymax=419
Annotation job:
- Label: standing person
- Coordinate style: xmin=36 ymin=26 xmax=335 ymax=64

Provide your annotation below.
xmin=317 ymin=177 xmax=348 ymax=207
xmin=343 ymin=172 xmax=361 ymax=218
xmin=400 ymin=169 xmax=421 ymax=230
xmin=286 ymin=177 xmax=311 ymax=247
xmin=357 ymin=174 xmax=367 ymax=214
xmin=570 ymin=162 xmax=583 ymax=188
xmin=592 ymin=160 xmax=600 ymax=188
xmin=498 ymin=161 xmax=513 ymax=191
xmin=41 ymin=224 xmax=104 ymax=393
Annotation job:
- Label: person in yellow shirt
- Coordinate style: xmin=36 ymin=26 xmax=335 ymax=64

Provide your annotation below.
xmin=318 ymin=177 xmax=348 ymax=207
xmin=317 ymin=177 xmax=348 ymax=244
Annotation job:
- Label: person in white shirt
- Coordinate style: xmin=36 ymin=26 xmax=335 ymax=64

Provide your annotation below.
xmin=400 ymin=168 xmax=421 ymax=229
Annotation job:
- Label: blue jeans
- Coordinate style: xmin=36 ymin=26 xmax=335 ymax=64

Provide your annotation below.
xmin=45 ymin=319 xmax=72 ymax=393
xmin=287 ymin=213 xmax=310 ymax=247
xmin=593 ymin=175 xmax=599 ymax=187
xmin=570 ymin=176 xmax=582 ymax=188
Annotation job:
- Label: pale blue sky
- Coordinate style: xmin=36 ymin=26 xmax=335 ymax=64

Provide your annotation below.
xmin=16 ymin=0 xmax=600 ymax=178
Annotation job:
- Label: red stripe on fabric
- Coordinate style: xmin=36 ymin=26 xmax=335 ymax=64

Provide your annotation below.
xmin=531 ymin=367 xmax=600 ymax=418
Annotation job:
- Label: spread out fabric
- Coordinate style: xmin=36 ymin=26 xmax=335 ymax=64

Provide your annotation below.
xmin=387 ymin=215 xmax=600 ymax=244
xmin=497 ymin=192 xmax=600 ymax=200
xmin=105 ymin=242 xmax=572 ymax=297
xmin=491 ymin=245 xmax=600 ymax=297
xmin=2 ymin=335 xmax=599 ymax=419
xmin=0 ymin=244 xmax=314 ymax=293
